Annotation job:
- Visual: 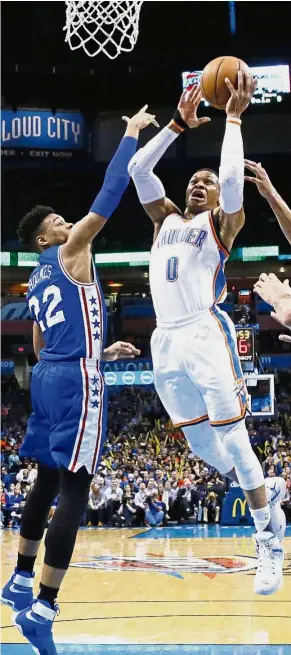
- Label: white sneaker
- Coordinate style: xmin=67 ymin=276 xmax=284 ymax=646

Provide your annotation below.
xmin=254 ymin=531 xmax=284 ymax=596
xmin=265 ymin=477 xmax=286 ymax=542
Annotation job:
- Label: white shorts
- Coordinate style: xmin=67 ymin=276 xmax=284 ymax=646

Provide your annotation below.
xmin=151 ymin=306 xmax=247 ymax=429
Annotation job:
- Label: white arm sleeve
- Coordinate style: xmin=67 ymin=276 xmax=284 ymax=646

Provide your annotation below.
xmin=128 ymin=126 xmax=179 ymax=204
xmin=219 ymin=119 xmax=244 ymax=214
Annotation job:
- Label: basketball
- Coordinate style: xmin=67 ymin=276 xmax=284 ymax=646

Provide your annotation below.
xmin=201 ymin=56 xmax=251 ymax=109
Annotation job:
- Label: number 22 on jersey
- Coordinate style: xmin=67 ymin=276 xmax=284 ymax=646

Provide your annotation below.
xmin=29 ymin=284 xmax=65 ymax=332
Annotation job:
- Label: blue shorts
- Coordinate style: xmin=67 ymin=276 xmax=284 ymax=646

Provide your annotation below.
xmin=20 ymin=359 xmax=107 ymax=474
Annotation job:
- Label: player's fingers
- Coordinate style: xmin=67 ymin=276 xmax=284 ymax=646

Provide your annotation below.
xmin=244 ymin=69 xmax=253 ymax=92
xmin=259 ymin=273 xmax=268 ymax=282
xmin=252 ymin=77 xmax=258 ymax=92
xmin=244 ymin=176 xmax=260 ymax=184
xmin=225 ymin=77 xmax=236 ymax=94
xmin=178 ymin=89 xmax=188 ymax=105
xmin=253 ymin=284 xmax=262 ymax=294
xmin=278 ymin=334 xmax=291 ymax=342
xmin=188 ymin=84 xmax=199 ymax=101
xmin=237 ymin=70 xmax=243 ymax=94
xmin=143 ymin=113 xmax=159 ymax=127
xmin=271 ymin=311 xmax=286 ymax=326
xmin=138 ymin=104 xmax=148 ymax=113
xmin=122 ymin=116 xmax=130 ymax=123
xmin=244 ymin=161 xmax=263 ymax=176
xmin=283 ymin=279 xmax=290 ymax=287
xmin=191 ymin=85 xmax=202 ymax=104
xmin=119 ymin=343 xmax=141 ymax=355
xmin=244 ymin=159 xmax=258 ymax=167
xmin=197 ymin=117 xmax=211 ymax=126
xmin=268 ymin=273 xmax=280 ymax=282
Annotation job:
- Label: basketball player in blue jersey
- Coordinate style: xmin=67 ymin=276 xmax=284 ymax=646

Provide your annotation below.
xmin=129 ymin=78 xmax=285 ymax=595
xmin=1 ymin=106 xmax=158 ymax=654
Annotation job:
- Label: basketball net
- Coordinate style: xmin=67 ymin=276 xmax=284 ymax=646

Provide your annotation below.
xmin=64 ymin=1 xmax=144 ymax=60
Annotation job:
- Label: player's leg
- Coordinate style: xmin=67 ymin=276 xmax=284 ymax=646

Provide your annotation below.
xmin=151 ymin=326 xmax=210 ymax=443
xmin=1 ymin=363 xmax=60 ymax=611
xmin=1 ymin=464 xmax=60 ymax=609
xmin=151 ymin=326 xmax=239 ymax=482
xmin=194 ymin=308 xmax=284 ymax=595
xmin=39 ymin=465 xmax=92 ymax=603
xmin=13 ymin=360 xmax=106 ymax=654
xmin=183 ymin=420 xmax=237 ymax=482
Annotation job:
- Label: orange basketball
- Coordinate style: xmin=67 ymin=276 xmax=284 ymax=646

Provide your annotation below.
xmin=201 ymin=56 xmax=251 ymax=110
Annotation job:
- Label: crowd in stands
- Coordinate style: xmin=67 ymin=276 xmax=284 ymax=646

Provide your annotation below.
xmin=1 ymin=380 xmax=291 ymax=530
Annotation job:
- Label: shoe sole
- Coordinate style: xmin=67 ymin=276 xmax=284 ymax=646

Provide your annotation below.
xmin=12 ymin=613 xmax=41 ymax=655
xmin=254 ymin=574 xmax=283 ymax=596
xmin=0 ymin=592 xmax=32 ymax=612
xmin=0 ymin=595 xmax=16 ymax=610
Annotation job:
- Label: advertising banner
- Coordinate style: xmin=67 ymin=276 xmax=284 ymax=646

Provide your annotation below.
xmin=221 ymin=483 xmax=253 ymax=526
xmin=104 ymin=370 xmax=154 ymax=386
xmin=1 ymin=109 xmax=89 ymax=162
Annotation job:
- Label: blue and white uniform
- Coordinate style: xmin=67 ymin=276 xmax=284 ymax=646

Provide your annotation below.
xmin=20 ymin=245 xmax=107 ymax=474
xmin=150 ymin=210 xmax=247 ymax=429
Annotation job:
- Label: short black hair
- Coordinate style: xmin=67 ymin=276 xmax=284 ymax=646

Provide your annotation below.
xmin=195 ymin=168 xmax=219 ymax=180
xmin=17 ymin=205 xmax=55 ymax=249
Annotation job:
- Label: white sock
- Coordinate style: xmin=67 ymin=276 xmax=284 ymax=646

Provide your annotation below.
xmin=250 ymin=505 xmax=271 ymax=533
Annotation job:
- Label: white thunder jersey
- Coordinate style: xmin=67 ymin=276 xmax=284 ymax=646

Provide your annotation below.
xmin=150 ymin=210 xmax=229 ymax=327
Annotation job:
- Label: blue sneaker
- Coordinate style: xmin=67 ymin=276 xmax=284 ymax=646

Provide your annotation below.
xmin=13 ymin=599 xmax=59 ymax=655
xmin=1 ymin=568 xmax=34 ymax=611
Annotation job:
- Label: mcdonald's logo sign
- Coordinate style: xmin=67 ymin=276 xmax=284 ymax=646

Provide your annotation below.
xmin=232 ymin=497 xmax=247 ymax=518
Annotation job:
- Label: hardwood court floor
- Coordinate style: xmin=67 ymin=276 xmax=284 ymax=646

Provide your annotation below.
xmin=1 ymin=525 xmax=291 ymax=655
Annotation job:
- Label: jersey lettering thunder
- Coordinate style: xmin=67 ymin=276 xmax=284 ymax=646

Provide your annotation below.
xmin=149 ymin=210 xmax=229 ymax=327
xmin=27 ymin=245 xmax=107 ymax=361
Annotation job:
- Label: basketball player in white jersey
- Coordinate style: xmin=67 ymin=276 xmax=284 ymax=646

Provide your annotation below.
xmin=128 ymin=75 xmax=285 ymax=595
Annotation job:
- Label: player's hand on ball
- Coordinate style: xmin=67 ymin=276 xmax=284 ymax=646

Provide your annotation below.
xmin=244 ymin=160 xmax=276 ymax=199
xmin=177 ymin=85 xmax=211 ymax=129
xmin=122 ymin=105 xmax=160 ymax=130
xmin=102 ymin=341 xmax=141 ymax=361
xmin=225 ymin=70 xmax=257 ymax=119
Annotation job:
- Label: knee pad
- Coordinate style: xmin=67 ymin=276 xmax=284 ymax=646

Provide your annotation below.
xmin=216 ymin=421 xmax=265 ymax=491
xmin=183 ymin=421 xmax=234 ymax=476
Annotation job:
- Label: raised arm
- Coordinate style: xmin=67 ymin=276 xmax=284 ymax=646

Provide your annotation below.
xmin=245 ymin=160 xmax=291 ymax=246
xmin=61 ymin=106 xmax=157 ymax=277
xmin=128 ymin=86 xmax=210 ymax=239
xmin=213 ymin=71 xmax=257 ymax=252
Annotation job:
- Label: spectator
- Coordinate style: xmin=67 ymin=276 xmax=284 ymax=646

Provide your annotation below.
xmin=10 ymin=500 xmax=26 ymax=528
xmin=1 ymin=465 xmax=11 ymax=489
xmin=145 ymin=490 xmax=164 ymax=527
xmin=134 ymin=482 xmax=147 ymax=525
xmin=87 ymin=482 xmax=105 ymax=527
xmin=104 ymin=479 xmax=123 ymax=526
xmin=203 ymin=490 xmax=220 ymax=524
xmin=113 ymin=488 xmax=136 ymax=527
xmin=16 ymin=463 xmax=38 ymax=485
xmin=8 ymin=449 xmax=20 ymax=472
xmin=281 ymin=487 xmax=291 ymax=523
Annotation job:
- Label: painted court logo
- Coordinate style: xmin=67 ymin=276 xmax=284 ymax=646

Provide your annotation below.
xmin=71 ymin=555 xmax=257 ymax=579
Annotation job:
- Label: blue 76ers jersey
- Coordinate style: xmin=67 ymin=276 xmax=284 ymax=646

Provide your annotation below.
xmin=26 ymin=245 xmax=107 ymax=361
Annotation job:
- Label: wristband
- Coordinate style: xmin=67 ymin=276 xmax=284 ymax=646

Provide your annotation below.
xmin=169 ymin=109 xmax=189 ymax=133
xmin=226 ymin=117 xmax=242 ymax=126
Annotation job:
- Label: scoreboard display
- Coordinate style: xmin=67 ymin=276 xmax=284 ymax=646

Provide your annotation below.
xmin=235 ymin=327 xmax=255 ymax=371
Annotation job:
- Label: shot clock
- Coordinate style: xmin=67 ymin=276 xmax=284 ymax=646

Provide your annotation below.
xmin=235 ymin=327 xmax=255 ymax=372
